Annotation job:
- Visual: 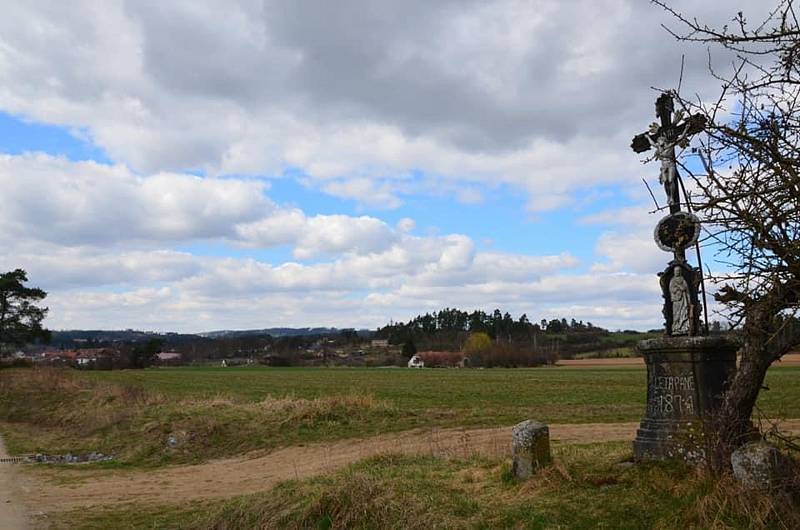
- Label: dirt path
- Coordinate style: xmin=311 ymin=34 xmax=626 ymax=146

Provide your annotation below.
xmin=554 ymin=353 xmax=800 ymax=368
xmin=19 ymin=422 xmax=638 ymax=511
xmin=776 ymin=353 xmax=800 ymax=366
xmin=18 ymin=419 xmax=800 ymax=513
xmin=0 ymin=436 xmax=29 ymax=529
xmin=556 ymin=358 xmax=644 ymax=367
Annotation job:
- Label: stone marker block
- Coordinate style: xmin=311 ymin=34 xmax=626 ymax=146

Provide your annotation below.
xmin=731 ymin=442 xmax=789 ymax=490
xmin=512 ymin=420 xmax=551 ymax=479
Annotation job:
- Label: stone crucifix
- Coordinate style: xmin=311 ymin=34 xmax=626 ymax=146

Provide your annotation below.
xmin=631 ymin=93 xmax=706 ymax=214
xmin=632 ymin=92 xmax=707 ymax=337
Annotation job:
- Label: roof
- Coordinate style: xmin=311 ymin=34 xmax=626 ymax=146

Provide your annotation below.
xmin=77 ymin=348 xmax=115 ymax=359
xmin=43 ymin=350 xmax=79 ymax=359
xmin=44 ymin=348 xmax=115 ymax=360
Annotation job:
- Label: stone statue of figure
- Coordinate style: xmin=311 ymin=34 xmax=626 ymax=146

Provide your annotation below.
xmin=669 ymin=266 xmax=690 ymax=335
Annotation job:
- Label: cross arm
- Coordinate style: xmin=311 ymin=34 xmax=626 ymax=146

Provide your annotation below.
xmin=631 ymin=133 xmax=652 ymax=153
xmin=631 ymin=113 xmax=706 ymax=154
xmin=683 ymin=114 xmax=707 ymax=136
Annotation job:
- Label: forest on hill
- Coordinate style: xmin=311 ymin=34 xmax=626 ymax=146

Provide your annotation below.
xmin=375 ymin=307 xmax=657 ymax=361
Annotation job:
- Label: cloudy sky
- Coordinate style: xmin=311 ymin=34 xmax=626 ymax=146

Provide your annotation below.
xmin=0 ymin=1 xmax=761 ymax=332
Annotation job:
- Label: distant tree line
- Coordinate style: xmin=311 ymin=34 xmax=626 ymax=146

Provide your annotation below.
xmin=374 ymin=307 xmax=620 ymax=361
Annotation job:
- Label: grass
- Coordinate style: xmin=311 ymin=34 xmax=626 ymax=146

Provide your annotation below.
xmin=0 ymin=369 xmax=402 ymax=466
xmin=1 ymin=365 xmax=797 ymax=467
xmin=85 ymin=364 xmax=800 ymax=426
xmin=52 ymin=442 xmax=800 ymax=529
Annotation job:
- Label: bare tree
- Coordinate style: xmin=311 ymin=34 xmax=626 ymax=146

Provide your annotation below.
xmin=655 ymin=0 xmax=800 ymax=466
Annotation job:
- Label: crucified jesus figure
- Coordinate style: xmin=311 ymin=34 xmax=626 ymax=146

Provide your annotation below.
xmin=631 ymin=93 xmax=706 ymax=214
xmin=654 ymin=133 xmax=680 ymax=210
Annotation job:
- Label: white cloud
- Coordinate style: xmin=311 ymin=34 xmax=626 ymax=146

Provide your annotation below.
xmin=7 ymin=227 xmax=609 ymax=331
xmin=456 ymin=187 xmax=483 ymax=205
xmin=0 ymin=154 xmax=607 ymax=331
xmin=0 ymin=0 xmax=763 ymax=208
xmin=0 ymin=153 xmax=271 ymax=245
xmin=396 ymin=218 xmax=415 ymax=233
xmin=31 ymin=246 xmax=659 ymax=332
xmin=235 ymin=210 xmax=398 ymax=258
xmin=0 ymin=153 xmax=403 ymax=259
xmin=319 ymin=178 xmax=403 ymax=209
xmin=1 ymin=0 xmax=759 ymax=331
xmin=0 ymin=245 xmax=200 ymax=290
xmin=295 ymin=215 xmax=397 ymax=259
xmin=592 ymin=230 xmax=666 ymax=274
xmin=579 ymin=205 xmax=656 ymax=228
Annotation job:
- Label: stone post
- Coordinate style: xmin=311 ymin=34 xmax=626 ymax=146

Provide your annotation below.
xmin=511 ymin=420 xmax=551 ymax=479
xmin=633 ymin=336 xmax=737 ymax=461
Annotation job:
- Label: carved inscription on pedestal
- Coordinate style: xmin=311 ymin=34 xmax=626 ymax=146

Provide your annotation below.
xmin=647 ymin=369 xmax=695 ymax=419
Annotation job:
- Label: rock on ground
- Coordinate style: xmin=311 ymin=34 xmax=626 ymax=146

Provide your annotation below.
xmin=731 ymin=441 xmax=792 ymax=490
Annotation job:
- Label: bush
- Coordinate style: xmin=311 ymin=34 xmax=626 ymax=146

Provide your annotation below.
xmin=417 ymin=351 xmax=465 ymax=368
xmin=470 ymin=343 xmax=555 ymax=368
xmin=0 ymin=358 xmax=33 ymax=369
xmin=401 ymin=340 xmax=417 ymax=358
xmin=463 ymin=332 xmax=492 ymax=355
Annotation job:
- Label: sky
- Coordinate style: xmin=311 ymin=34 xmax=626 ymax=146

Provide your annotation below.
xmin=0 ymin=0 xmax=764 ymax=333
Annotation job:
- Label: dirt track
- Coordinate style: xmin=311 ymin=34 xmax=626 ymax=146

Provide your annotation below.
xmin=0 ymin=437 xmax=29 ymax=529
xmin=21 ymin=422 xmax=641 ymax=512
xmin=18 ymin=419 xmax=800 ymax=513
xmin=555 ymin=353 xmax=800 ymax=367
xmin=556 ymin=358 xmax=645 ymax=367
xmin=774 ymin=353 xmax=800 ymax=365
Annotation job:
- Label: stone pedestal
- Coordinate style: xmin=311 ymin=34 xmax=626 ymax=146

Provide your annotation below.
xmin=633 ymin=336 xmax=737 ymax=461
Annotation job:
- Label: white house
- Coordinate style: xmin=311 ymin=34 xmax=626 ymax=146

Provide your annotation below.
xmin=157 ymin=351 xmax=182 ymax=365
xmin=407 ymin=355 xmax=425 ymax=368
xmin=75 ymin=353 xmax=96 ymax=366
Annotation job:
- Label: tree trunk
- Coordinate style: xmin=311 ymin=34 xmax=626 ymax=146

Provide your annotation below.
xmin=711 ymin=308 xmax=772 ymax=471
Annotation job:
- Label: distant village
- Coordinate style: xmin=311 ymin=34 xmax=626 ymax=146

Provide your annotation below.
xmin=11 ymin=335 xmax=455 ymax=369
xmin=7 ymin=308 xmax=680 ymax=370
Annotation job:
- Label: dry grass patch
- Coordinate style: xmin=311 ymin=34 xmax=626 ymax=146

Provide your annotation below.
xmin=197 ymin=457 xmax=475 ymax=530
xmin=0 ymin=368 xmax=399 ymax=466
xmin=253 ymin=394 xmax=394 ymax=421
xmin=680 ymin=471 xmax=800 ymax=529
xmin=206 ymin=472 xmax=450 ymax=530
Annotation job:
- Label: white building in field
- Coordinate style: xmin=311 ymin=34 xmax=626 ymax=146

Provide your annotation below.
xmin=407 ymin=355 xmax=424 ymax=368
xmin=157 ymin=351 xmax=183 ymax=365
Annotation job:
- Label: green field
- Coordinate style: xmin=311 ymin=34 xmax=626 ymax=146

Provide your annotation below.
xmin=84 ymin=365 xmax=800 ymax=424
xmin=2 ymin=366 xmax=797 ymax=468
